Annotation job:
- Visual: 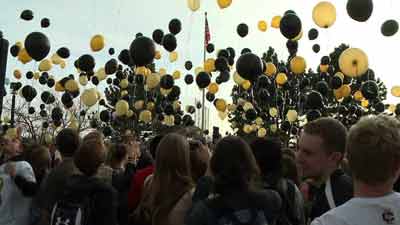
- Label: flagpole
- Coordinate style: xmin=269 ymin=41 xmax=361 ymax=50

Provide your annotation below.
xmin=201 ymin=12 xmax=207 ymax=131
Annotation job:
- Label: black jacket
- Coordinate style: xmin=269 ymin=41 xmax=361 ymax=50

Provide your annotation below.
xmin=308 ymin=169 xmax=353 ymax=222
xmin=64 ymin=175 xmax=118 ymax=225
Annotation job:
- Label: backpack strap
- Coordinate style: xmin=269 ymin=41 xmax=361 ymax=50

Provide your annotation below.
xmin=325 ymin=177 xmax=336 ymax=209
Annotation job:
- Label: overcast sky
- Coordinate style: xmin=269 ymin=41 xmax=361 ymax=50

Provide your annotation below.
xmin=1 ymin=0 xmax=399 ymax=133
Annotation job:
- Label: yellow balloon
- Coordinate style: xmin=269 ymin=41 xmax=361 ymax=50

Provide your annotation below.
xmin=159 ymin=68 xmax=167 ymax=76
xmin=51 ymin=53 xmax=63 ymax=65
xmin=18 ymin=48 xmax=32 ymax=64
xmin=339 ymin=48 xmax=369 ymax=78
xmin=147 ymin=73 xmax=161 ymax=89
xmin=146 ymin=102 xmax=155 ymax=110
xmin=164 ymin=115 xmax=175 ymax=126
xmin=155 ymin=50 xmax=161 ymax=60
xmin=169 ymin=51 xmax=178 ymax=63
xmin=320 ymin=64 xmax=329 ymax=73
xmin=187 ymin=0 xmax=200 ymax=12
xmin=121 ymin=90 xmax=128 ymax=96
xmin=120 ymin=79 xmax=129 ymax=89
xmin=60 ymin=60 xmax=66 ymax=69
xmin=255 ymin=117 xmax=264 ymax=126
xmin=127 ymin=110 xmax=134 ymax=118
xmin=290 ymin=56 xmax=306 ymax=74
xmin=139 ymin=110 xmax=152 ymax=123
xmin=227 ymin=104 xmax=237 ymax=112
xmin=195 ymin=66 xmax=204 ymax=76
xmin=208 ymin=82 xmax=219 ymax=94
xmin=269 ymin=107 xmax=278 ymax=117
xmin=276 ymin=73 xmax=288 ymax=85
xmin=13 ymin=69 xmax=22 ymax=79
xmin=313 ymin=1 xmax=336 ymax=28
xmin=65 ymin=79 xmax=79 ymax=92
xmin=243 ymin=102 xmax=254 ymax=111
xmin=334 ymin=84 xmax=351 ymax=99
xmin=233 ymin=72 xmax=245 ymax=85
xmin=242 ymin=80 xmax=251 ymax=90
xmin=55 ymin=81 xmax=65 ymax=92
xmin=160 ymin=88 xmax=172 ymax=96
xmin=134 ymin=100 xmax=144 ymax=110
xmin=215 ymin=99 xmax=227 ymax=112
xmin=335 ymin=72 xmax=345 ymax=80
xmin=271 ymin=16 xmax=281 ymax=28
xmin=136 ymin=66 xmax=148 ymax=75
xmin=217 ymin=0 xmax=232 ymax=9
xmin=391 ymin=86 xmax=400 ymax=97
xmin=243 ymin=124 xmax=253 ymax=134
xmin=287 ymin=110 xmax=298 ymax=122
xmin=173 ymin=100 xmax=181 ymax=110
xmin=33 ymin=72 xmax=40 ymax=80
xmin=264 ymin=62 xmax=277 ymax=76
xmin=258 ymin=20 xmax=268 ymax=32
xmin=115 ymin=100 xmax=129 ymax=117
xmin=81 ymin=89 xmax=98 ymax=107
xmin=15 ymin=41 xmax=23 ymax=49
xmin=257 ymin=128 xmax=267 ymax=138
xmin=204 ymin=58 xmax=216 ymax=73
xmin=270 ymin=124 xmax=278 ymax=133
xmin=389 ymin=104 xmax=396 ymax=113
xmin=90 ymin=34 xmax=105 ymax=52
xmin=79 ymin=75 xmax=88 ymax=86
xmin=173 ymin=70 xmax=181 ymax=80
xmin=354 ymin=90 xmax=364 ymax=101
xmin=96 ymin=67 xmax=107 ymax=81
xmin=361 ymin=99 xmax=369 ymax=108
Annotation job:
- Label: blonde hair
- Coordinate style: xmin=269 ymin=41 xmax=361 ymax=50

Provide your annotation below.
xmin=347 ymin=115 xmax=400 ymax=185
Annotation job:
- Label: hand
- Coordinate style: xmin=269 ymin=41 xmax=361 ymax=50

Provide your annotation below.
xmin=5 ymin=162 xmax=16 ymax=178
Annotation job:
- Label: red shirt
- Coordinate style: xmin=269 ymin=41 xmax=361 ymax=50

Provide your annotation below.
xmin=127 ymin=165 xmax=155 ymax=211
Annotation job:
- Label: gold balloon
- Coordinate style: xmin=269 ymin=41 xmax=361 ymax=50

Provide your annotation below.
xmin=164 ymin=115 xmax=175 ymax=127
xmin=217 ymin=0 xmax=232 ymax=9
xmin=258 ymin=20 xmax=268 ymax=32
xmin=147 ymin=102 xmax=155 ymax=110
xmin=34 ymin=72 xmax=40 ymax=80
xmin=147 ymin=73 xmax=161 ymax=89
xmin=155 ymin=50 xmax=161 ymax=60
xmin=361 ymin=99 xmax=369 ymax=108
xmin=160 ymin=88 xmax=172 ymax=96
xmin=335 ymin=72 xmax=345 ymax=80
xmin=90 ymin=34 xmax=105 ymax=52
xmin=173 ymin=70 xmax=181 ymax=80
xmin=195 ymin=66 xmax=204 ymax=75
xmin=243 ymin=102 xmax=254 ymax=111
xmin=121 ymin=90 xmax=128 ymax=96
xmin=270 ymin=124 xmax=278 ymax=133
xmin=286 ymin=110 xmax=298 ymax=122
xmin=79 ymin=76 xmax=88 ymax=86
xmin=339 ymin=48 xmax=369 ymax=78
xmin=115 ymin=100 xmax=129 ymax=117
xmin=208 ymin=82 xmax=219 ymax=94
xmin=334 ymin=84 xmax=351 ymax=99
xmin=60 ymin=61 xmax=66 ymax=69
xmin=187 ymin=0 xmax=200 ymax=11
xmin=139 ymin=110 xmax=152 ymax=123
xmin=290 ymin=56 xmax=306 ymax=74
xmin=243 ymin=124 xmax=253 ymax=134
xmin=255 ymin=117 xmax=264 ymax=126
xmin=320 ymin=64 xmax=329 ymax=73
xmin=169 ymin=51 xmax=178 ymax=63
xmin=13 ymin=69 xmax=22 ymax=79
xmin=204 ymin=58 xmax=216 ymax=73
xmin=227 ymin=104 xmax=237 ymax=112
xmin=18 ymin=48 xmax=32 ymax=64
xmin=65 ymin=79 xmax=79 ymax=92
xmin=271 ymin=16 xmax=281 ymax=28
xmin=15 ymin=41 xmax=23 ymax=49
xmin=120 ymin=79 xmax=129 ymax=89
xmin=96 ymin=67 xmax=107 ymax=81
xmin=159 ymin=68 xmax=167 ymax=76
xmin=257 ymin=127 xmax=267 ymax=138
xmin=264 ymin=62 xmax=277 ymax=76
xmin=51 ymin=53 xmax=63 ymax=65
xmin=313 ymin=1 xmax=336 ymax=28
xmin=55 ymin=81 xmax=65 ymax=92
xmin=215 ymin=99 xmax=227 ymax=112
xmin=391 ymin=86 xmax=400 ymax=97
xmin=173 ymin=100 xmax=181 ymax=110
xmin=242 ymin=80 xmax=251 ymax=90
xmin=389 ymin=104 xmax=396 ymax=113
xmin=136 ymin=66 xmax=148 ymax=75
xmin=354 ymin=90 xmax=364 ymax=101
xmin=127 ymin=110 xmax=134 ymax=118
xmin=276 ymin=73 xmax=288 ymax=85
xmin=81 ymin=89 xmax=98 ymax=107
xmin=269 ymin=107 xmax=278 ymax=117
xmin=134 ymin=100 xmax=144 ymax=110
xmin=233 ymin=72 xmax=245 ymax=85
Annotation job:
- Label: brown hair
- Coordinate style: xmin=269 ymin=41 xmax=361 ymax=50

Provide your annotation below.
xmin=24 ymin=144 xmax=51 ymax=182
xmin=148 ymin=133 xmax=193 ymax=225
xmin=347 ymin=115 xmax=400 ymax=185
xmin=303 ymin=117 xmax=347 ymax=155
xmin=74 ymin=140 xmax=106 ymax=176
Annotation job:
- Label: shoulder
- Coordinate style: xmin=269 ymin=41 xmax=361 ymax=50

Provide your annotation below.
xmin=311 ymin=208 xmax=350 ymax=225
xmin=250 ymin=189 xmax=282 ymax=207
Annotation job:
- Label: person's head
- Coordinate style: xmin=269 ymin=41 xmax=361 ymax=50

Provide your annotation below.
xmin=74 ymin=139 xmax=107 ymax=177
xmin=121 ymin=131 xmax=141 ymax=162
xmin=108 ymin=143 xmax=129 ymax=168
xmin=189 ymin=138 xmax=210 ymax=182
xmin=282 ymin=155 xmax=300 ymax=186
xmin=250 ymin=137 xmax=282 ymax=178
xmin=56 ymin=128 xmax=80 ymax=157
xmin=211 ymin=136 xmax=260 ymax=194
xmin=24 ymin=144 xmax=51 ymax=182
xmin=347 ymin=115 xmax=400 ymax=186
xmin=148 ymin=135 xmax=164 ymax=160
xmin=297 ymin=117 xmax=347 ymax=180
xmin=282 ymin=147 xmax=296 ymax=160
xmin=83 ymin=130 xmax=104 ymax=144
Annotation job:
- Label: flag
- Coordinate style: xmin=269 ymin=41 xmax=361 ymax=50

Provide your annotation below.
xmin=205 ymin=13 xmax=211 ymax=47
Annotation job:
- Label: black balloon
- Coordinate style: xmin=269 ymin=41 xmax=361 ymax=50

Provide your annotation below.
xmin=306 ymin=110 xmax=321 ymax=121
xmin=215 ymin=57 xmax=229 ymax=72
xmin=361 ymin=81 xmax=379 ymax=100
xmin=78 ymin=54 xmax=95 ymax=72
xmin=100 ymin=110 xmax=110 ymax=122
xmin=26 ymin=71 xmax=34 ymax=79
xmin=206 ymin=92 xmax=215 ymax=102
xmin=164 ymin=104 xmax=174 ymax=115
xmin=51 ymin=107 xmax=63 ymax=121
xmin=162 ymin=33 xmax=177 ymax=52
xmin=21 ymin=85 xmax=37 ymax=102
xmin=118 ymin=49 xmax=133 ymax=66
xmin=108 ymin=48 xmax=115 ymax=55
xmin=236 ymin=53 xmax=263 ymax=81
xmin=61 ymin=92 xmax=73 ymax=105
xmin=169 ymin=19 xmax=182 ymax=35
xmin=160 ymin=74 xmax=174 ymax=89
xmin=321 ymin=56 xmax=330 ymax=65
xmin=41 ymin=18 xmax=50 ymax=28
xmin=47 ymin=78 xmax=55 ymax=88
xmin=280 ymin=13 xmax=302 ymax=39
xmin=206 ymin=43 xmax=215 ymax=53
xmin=92 ymin=76 xmax=99 ymax=85
xmin=374 ymin=102 xmax=385 ymax=113
xmin=185 ymin=61 xmax=193 ymax=71
xmin=306 ymin=91 xmax=324 ymax=109
xmin=196 ymin=72 xmax=211 ymax=89
xmin=39 ymin=76 xmax=48 ymax=85
xmin=312 ymin=44 xmax=320 ymax=53
xmin=227 ymin=47 xmax=236 ymax=58
xmin=331 ymin=76 xmax=343 ymax=89
xmin=220 ymin=70 xmax=230 ymax=82
xmin=245 ymin=109 xmax=257 ymax=121
xmin=237 ymin=23 xmax=249 ymax=38
xmin=105 ymin=59 xmax=118 ymax=74
xmin=10 ymin=45 xmax=20 ymax=57
xmin=216 ymin=76 xmax=222 ymax=84
xmin=381 ymin=20 xmax=399 ymax=37
xmin=57 ymin=47 xmax=70 ymax=59
xmin=20 ymin=10 xmax=33 ymax=21
xmin=346 ymin=0 xmax=373 ymax=22
xmin=241 ymin=48 xmax=252 ymax=55
xmin=308 ymin=28 xmax=319 ymax=40
xmin=286 ymin=40 xmax=298 ymax=51
xmin=25 ymin=32 xmax=51 ymax=61
xmin=184 ymin=74 xmax=194 ymax=84
xmin=28 ymin=107 xmax=35 ymax=114
xmin=316 ymin=81 xmax=329 ymax=96
xmin=152 ymin=29 xmax=164 ymax=45
xmin=129 ymin=36 xmax=155 ymax=67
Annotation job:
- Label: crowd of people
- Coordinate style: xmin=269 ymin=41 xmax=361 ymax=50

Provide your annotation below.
xmin=1 ymin=114 xmax=400 ymax=225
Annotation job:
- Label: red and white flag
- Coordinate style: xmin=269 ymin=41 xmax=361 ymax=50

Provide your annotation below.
xmin=204 ymin=13 xmax=211 ymax=47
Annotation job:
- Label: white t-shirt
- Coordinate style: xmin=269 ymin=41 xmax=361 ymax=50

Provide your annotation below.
xmin=311 ymin=192 xmax=400 ymax=225
xmin=0 ymin=161 xmax=36 ymax=225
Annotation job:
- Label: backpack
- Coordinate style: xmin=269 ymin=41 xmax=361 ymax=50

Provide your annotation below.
xmin=205 ymin=196 xmax=269 ymax=225
xmin=50 ymin=193 xmax=93 ymax=225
